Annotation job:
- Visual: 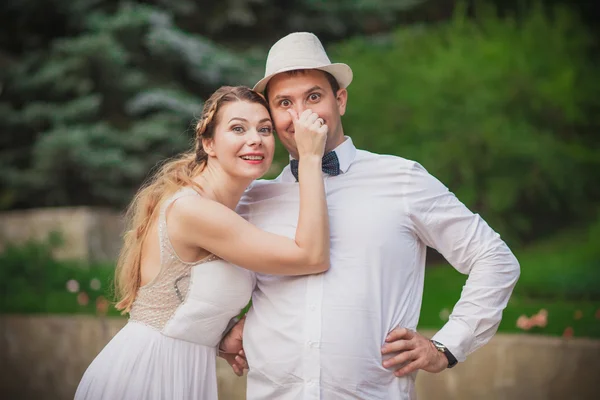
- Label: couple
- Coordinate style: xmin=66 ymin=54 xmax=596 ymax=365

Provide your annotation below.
xmin=76 ymin=32 xmax=520 ymax=400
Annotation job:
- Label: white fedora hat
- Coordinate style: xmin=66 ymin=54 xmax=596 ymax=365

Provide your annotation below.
xmin=253 ymin=32 xmax=353 ymax=94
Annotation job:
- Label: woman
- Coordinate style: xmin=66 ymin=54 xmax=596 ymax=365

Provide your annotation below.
xmin=75 ymin=86 xmax=330 ymax=399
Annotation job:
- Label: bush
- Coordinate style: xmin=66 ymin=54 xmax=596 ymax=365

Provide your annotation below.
xmin=332 ymin=2 xmax=600 ymax=244
xmin=0 ymin=235 xmax=119 ymax=315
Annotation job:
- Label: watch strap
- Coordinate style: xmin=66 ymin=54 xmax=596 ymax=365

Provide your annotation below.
xmin=431 ymin=340 xmax=458 ymax=368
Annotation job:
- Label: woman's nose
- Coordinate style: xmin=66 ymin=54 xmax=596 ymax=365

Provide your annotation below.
xmin=247 ymin=129 xmax=262 ymax=146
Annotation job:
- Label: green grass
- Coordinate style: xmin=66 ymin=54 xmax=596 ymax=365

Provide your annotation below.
xmin=0 ymin=236 xmax=122 ymax=317
xmin=419 ymin=227 xmax=600 ymax=338
xmin=2 ymin=228 xmax=600 ymax=339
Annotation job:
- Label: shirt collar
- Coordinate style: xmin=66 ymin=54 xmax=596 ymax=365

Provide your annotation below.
xmin=333 ymin=136 xmax=357 ymax=174
xmin=280 ymin=136 xmax=357 ymax=182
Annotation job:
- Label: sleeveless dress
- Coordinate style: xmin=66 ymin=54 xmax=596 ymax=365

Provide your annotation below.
xmin=75 ymin=188 xmax=255 ymax=400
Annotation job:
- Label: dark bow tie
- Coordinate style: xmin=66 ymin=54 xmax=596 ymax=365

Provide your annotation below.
xmin=290 ymin=151 xmax=341 ymax=182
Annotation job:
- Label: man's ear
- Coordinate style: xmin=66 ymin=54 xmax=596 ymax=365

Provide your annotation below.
xmin=336 ymin=88 xmax=348 ymax=116
xmin=202 ymin=137 xmax=216 ymax=157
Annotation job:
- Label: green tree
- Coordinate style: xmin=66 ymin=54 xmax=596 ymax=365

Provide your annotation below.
xmin=0 ymin=1 xmax=258 ymax=208
xmin=0 ymin=0 xmax=423 ymax=210
xmin=333 ymin=3 xmax=600 ymax=243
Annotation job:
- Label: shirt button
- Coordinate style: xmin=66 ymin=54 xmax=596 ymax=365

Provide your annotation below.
xmin=309 ymin=304 xmax=316 ymax=311
xmin=307 ymin=341 xmax=319 ymax=348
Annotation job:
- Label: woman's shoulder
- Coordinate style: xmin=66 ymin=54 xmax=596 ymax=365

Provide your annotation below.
xmin=167 ymin=189 xmax=220 ymax=220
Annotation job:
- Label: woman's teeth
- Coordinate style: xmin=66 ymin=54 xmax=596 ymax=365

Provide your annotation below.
xmin=241 ymin=155 xmax=264 ymax=160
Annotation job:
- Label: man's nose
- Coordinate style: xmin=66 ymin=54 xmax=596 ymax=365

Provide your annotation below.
xmin=294 ymin=104 xmax=306 ymax=117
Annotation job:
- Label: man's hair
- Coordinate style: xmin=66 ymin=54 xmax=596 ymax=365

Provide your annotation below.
xmin=264 ymin=69 xmax=341 ymax=104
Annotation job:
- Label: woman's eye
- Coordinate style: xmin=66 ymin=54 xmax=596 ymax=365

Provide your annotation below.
xmin=259 ymin=126 xmax=273 ymax=134
xmin=309 ymin=93 xmax=321 ymax=102
xmin=280 ymin=99 xmax=291 ymax=107
xmin=232 ymin=126 xmax=244 ymax=133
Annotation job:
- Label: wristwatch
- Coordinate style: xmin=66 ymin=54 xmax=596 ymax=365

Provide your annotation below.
xmin=431 ymin=340 xmax=458 ymax=368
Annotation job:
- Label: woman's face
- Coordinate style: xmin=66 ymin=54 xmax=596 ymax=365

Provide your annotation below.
xmin=204 ymin=100 xmax=275 ymax=180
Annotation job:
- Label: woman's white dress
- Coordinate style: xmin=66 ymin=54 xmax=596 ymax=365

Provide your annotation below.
xmin=75 ymin=188 xmax=255 ymax=400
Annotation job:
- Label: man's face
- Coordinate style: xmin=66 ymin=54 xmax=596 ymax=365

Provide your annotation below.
xmin=266 ymin=70 xmax=348 ymax=159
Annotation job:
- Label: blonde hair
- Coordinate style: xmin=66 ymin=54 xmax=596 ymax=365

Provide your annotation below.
xmin=115 ymin=86 xmax=269 ymax=313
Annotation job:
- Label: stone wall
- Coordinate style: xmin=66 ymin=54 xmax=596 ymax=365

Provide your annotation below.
xmin=0 ymin=207 xmax=123 ymax=262
xmin=1 ymin=315 xmax=599 ymax=400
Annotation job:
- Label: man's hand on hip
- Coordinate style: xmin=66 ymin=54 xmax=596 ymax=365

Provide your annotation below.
xmin=381 ymin=327 xmax=448 ymax=377
xmin=218 ymin=316 xmax=248 ymax=376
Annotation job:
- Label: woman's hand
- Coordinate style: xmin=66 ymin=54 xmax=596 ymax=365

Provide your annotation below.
xmin=288 ymin=109 xmax=327 ymax=159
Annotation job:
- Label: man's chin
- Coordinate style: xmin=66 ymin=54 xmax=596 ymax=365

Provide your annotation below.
xmin=279 ymin=142 xmax=298 ymax=159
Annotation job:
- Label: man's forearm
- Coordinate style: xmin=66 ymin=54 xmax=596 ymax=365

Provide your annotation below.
xmin=432 ymin=245 xmax=520 ymax=361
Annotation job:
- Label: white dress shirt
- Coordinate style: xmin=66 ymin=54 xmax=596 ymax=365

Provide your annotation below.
xmin=237 ymin=137 xmax=520 ymax=400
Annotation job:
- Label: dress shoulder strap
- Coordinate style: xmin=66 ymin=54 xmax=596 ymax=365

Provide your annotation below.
xmin=158 ymin=187 xmax=200 ymax=265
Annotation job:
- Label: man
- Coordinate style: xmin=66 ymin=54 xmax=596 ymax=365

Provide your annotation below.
xmin=221 ymin=32 xmax=520 ymax=399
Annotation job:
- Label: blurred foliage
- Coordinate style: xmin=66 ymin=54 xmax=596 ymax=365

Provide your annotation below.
xmin=334 ymin=2 xmax=600 ymax=243
xmin=0 ymin=1 xmax=257 ymax=208
xmin=0 ymin=0 xmax=422 ymax=210
xmin=511 ymin=214 xmax=600 ymax=301
xmin=1 ymin=0 xmax=598 ymax=245
xmin=0 ymin=234 xmax=119 ymax=315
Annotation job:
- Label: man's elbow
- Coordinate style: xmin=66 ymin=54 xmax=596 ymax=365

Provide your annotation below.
xmin=511 ymin=255 xmax=521 ymax=284
xmin=499 ymin=252 xmax=521 ymax=289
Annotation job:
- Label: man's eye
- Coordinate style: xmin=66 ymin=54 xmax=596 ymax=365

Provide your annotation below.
xmin=280 ymin=99 xmax=291 ymax=107
xmin=309 ymin=93 xmax=321 ymax=102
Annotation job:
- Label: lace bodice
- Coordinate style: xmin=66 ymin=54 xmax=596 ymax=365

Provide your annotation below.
xmin=129 ymin=188 xmax=255 ymax=347
xmin=129 ymin=189 xmax=218 ymax=330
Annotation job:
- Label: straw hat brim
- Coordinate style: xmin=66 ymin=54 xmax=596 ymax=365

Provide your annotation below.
xmin=253 ymin=63 xmax=353 ymax=94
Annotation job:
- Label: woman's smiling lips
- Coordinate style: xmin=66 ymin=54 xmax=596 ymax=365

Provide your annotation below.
xmin=240 ymin=153 xmax=265 ymax=164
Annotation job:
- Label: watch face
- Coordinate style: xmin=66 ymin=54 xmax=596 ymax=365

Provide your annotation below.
xmin=432 ymin=340 xmax=445 ymax=351
xmin=432 ymin=340 xmax=458 ymax=368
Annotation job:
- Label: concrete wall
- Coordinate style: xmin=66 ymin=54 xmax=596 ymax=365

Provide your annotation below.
xmin=0 ymin=316 xmax=246 ymax=400
xmin=1 ymin=316 xmax=599 ymax=400
xmin=417 ymin=333 xmax=600 ymax=400
xmin=0 ymin=207 xmax=123 ymax=262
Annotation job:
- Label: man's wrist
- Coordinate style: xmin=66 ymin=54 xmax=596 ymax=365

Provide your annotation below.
xmin=431 ymin=340 xmax=458 ymax=368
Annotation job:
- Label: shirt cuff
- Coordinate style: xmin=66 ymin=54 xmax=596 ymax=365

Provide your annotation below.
xmin=431 ymin=319 xmax=475 ymax=363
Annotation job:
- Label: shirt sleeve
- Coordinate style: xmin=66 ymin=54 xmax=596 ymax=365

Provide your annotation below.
xmin=405 ymin=162 xmax=520 ymax=362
